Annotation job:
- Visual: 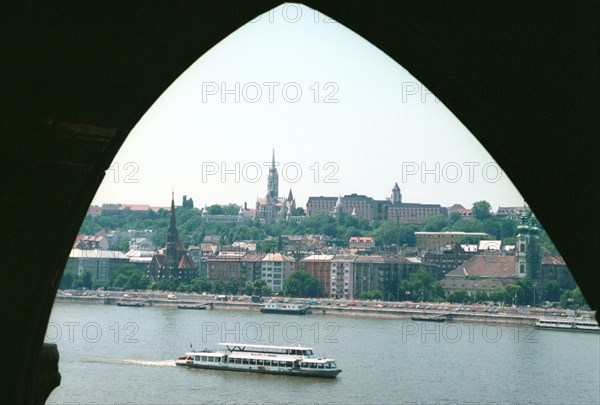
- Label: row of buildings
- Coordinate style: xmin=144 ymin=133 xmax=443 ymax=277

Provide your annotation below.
xmin=68 ymin=195 xmax=574 ymax=301
xmin=145 ymin=201 xmax=572 ymax=299
xmin=306 ymin=182 xmax=446 ymax=224
xmin=87 ymin=149 xmax=529 ymax=227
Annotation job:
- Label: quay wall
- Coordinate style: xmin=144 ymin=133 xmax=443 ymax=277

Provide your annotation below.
xmin=54 ymin=295 xmax=541 ymax=325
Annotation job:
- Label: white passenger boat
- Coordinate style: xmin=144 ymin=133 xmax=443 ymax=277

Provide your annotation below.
xmin=535 ymin=316 xmax=600 ymax=333
xmin=176 ymin=342 xmax=341 ymax=378
xmin=260 ymin=302 xmax=310 ymax=315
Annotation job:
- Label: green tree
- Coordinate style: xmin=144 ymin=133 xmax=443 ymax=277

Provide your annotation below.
xmin=360 ymin=289 xmax=383 ymax=300
xmin=177 ymin=283 xmax=192 ymax=293
xmin=560 ymin=288 xmax=587 ymax=309
xmin=252 ymin=279 xmax=268 ymax=295
xmin=113 ymin=273 xmax=130 ymax=289
xmin=372 ymin=221 xmax=418 ymax=247
xmin=474 ymin=290 xmax=489 ymax=303
xmin=260 ymin=284 xmax=273 ymax=296
xmin=504 ymin=283 xmax=523 ymax=305
xmin=81 ymin=270 xmax=93 ymax=289
xmin=402 ymin=268 xmax=443 ymax=301
xmin=125 ymin=271 xmax=149 ymax=290
xmin=153 ymin=278 xmax=180 ymax=291
xmin=213 ymin=280 xmax=226 ymax=294
xmin=225 ymin=278 xmax=240 ymax=295
xmin=257 ymin=239 xmax=278 ymax=253
xmin=243 ymin=281 xmax=254 ymax=296
xmin=448 ymin=211 xmax=461 ymax=224
xmin=514 ymin=278 xmax=534 ymax=305
xmin=283 ymin=271 xmax=320 ymax=298
xmin=472 ymin=200 xmax=492 ymax=220
xmin=447 ymin=289 xmax=471 ymax=304
xmin=290 ymin=207 xmax=305 ymax=216
xmin=117 ymin=237 xmax=130 ymax=253
xmin=71 ymin=270 xmax=94 ymax=290
xmin=206 ymin=204 xmax=224 ymax=215
xmin=489 ymin=288 xmax=510 ymax=305
xmin=449 ymin=218 xmax=486 ymax=234
xmin=541 ymin=280 xmax=562 ymax=302
xmin=422 ymin=214 xmax=449 ymax=232
xmin=60 ymin=272 xmax=74 ymax=289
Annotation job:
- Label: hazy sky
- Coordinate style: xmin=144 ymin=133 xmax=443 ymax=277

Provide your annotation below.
xmin=92 ymin=3 xmax=524 ymax=211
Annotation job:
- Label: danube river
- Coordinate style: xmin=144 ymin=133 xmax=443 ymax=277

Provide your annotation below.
xmin=46 ymin=302 xmax=599 ymax=405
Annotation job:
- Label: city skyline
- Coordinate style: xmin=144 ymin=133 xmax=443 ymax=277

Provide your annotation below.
xmin=92 ymin=3 xmax=524 ymax=210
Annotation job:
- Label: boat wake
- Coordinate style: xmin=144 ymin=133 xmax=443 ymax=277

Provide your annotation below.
xmin=80 ymin=357 xmax=175 ymax=367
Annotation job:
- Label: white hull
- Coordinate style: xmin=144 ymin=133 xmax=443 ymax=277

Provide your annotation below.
xmin=176 ymin=343 xmax=341 ymax=378
xmin=176 ymin=360 xmax=341 ymax=378
xmin=535 ymin=317 xmax=600 ymax=333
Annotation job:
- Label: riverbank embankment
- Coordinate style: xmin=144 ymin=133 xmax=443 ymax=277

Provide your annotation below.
xmin=53 ymin=293 xmax=576 ymax=326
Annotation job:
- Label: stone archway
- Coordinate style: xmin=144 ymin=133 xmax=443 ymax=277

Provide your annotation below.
xmin=0 ymin=2 xmax=597 ymax=403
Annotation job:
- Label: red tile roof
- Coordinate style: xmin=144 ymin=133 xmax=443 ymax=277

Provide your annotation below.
xmin=446 ymin=255 xmax=515 ymax=278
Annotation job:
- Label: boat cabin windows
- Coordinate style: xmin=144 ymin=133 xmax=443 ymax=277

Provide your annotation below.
xmin=199 ymin=355 xmax=224 ymax=363
xmin=224 ymin=344 xmax=316 ymax=358
xmin=301 ymin=361 xmax=329 ymax=369
xmin=288 ymin=349 xmax=313 ymax=356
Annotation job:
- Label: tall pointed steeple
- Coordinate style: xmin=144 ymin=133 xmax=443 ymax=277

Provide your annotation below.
xmin=267 ymin=149 xmax=279 ymax=203
xmin=168 ymin=191 xmax=177 ymax=234
xmin=164 ymin=191 xmax=180 ymax=273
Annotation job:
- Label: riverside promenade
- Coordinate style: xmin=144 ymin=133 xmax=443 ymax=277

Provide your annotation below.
xmin=55 ymin=290 xmax=593 ymax=326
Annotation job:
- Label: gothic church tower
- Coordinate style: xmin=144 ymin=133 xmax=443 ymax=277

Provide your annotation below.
xmin=267 ymin=149 xmax=279 ymax=204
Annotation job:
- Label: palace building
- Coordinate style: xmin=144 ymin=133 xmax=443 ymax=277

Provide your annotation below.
xmin=306 ymin=182 xmax=446 ymax=224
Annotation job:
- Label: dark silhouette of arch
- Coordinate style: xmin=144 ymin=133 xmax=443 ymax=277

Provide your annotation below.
xmin=0 ymin=1 xmax=597 ymax=403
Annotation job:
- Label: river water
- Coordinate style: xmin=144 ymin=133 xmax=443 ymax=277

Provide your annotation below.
xmin=46 ymin=302 xmax=599 ymax=405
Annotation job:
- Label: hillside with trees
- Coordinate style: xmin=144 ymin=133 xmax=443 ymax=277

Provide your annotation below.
xmin=80 ymin=201 xmax=558 ymax=255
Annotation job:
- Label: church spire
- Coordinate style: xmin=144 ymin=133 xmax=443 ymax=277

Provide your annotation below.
xmin=164 ymin=192 xmax=179 ymax=272
xmin=168 ymin=191 xmax=177 ymax=235
xmin=267 ymin=149 xmax=279 ymax=203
